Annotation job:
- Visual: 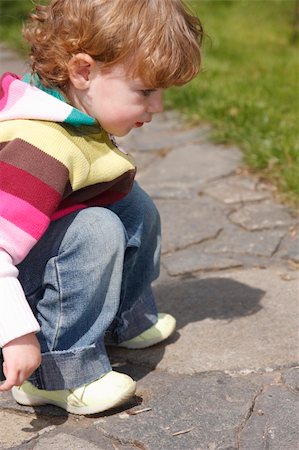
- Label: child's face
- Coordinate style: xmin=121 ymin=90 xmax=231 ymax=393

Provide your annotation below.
xmin=73 ymin=63 xmax=164 ymax=136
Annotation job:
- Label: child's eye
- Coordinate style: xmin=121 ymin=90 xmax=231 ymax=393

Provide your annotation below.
xmin=141 ymin=89 xmax=156 ymax=97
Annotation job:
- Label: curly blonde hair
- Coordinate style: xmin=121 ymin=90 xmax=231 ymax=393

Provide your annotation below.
xmin=23 ymin=0 xmax=203 ymax=90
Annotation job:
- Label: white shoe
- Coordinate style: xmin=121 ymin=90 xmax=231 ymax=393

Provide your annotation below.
xmin=118 ymin=313 xmax=176 ymax=349
xmin=12 ymin=371 xmax=136 ymax=415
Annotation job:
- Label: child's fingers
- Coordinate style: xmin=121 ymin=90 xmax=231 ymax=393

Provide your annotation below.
xmin=0 ymin=379 xmax=15 ymax=391
xmin=0 ymin=376 xmax=18 ymax=391
xmin=0 ymin=364 xmax=22 ymax=392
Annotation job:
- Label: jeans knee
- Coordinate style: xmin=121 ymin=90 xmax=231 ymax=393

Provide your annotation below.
xmin=61 ymin=207 xmax=126 ymax=257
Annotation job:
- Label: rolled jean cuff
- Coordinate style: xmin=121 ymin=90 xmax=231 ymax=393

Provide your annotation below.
xmin=107 ymin=287 xmax=158 ymax=345
xmin=29 ymin=342 xmax=111 ymax=390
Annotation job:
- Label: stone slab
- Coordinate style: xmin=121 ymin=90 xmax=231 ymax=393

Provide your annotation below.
xmin=31 ymin=433 xmax=104 ymax=450
xmin=131 ymin=151 xmax=159 ymax=176
xmin=18 ymin=430 xmax=133 ymax=450
xmin=139 ymin=143 xmax=242 ymax=190
xmin=279 ymin=229 xmax=299 ymax=263
xmin=203 ymin=176 xmax=271 ymax=204
xmin=0 ymin=44 xmax=28 ymax=75
xmin=155 ymin=197 xmax=230 ymax=253
xmin=0 ymin=409 xmax=57 ymax=449
xmin=238 ymin=385 xmax=299 ymax=449
xmin=118 ymin=127 xmax=209 ymax=152
xmin=161 ymin=225 xmax=288 ymax=276
xmin=203 ymin=225 xmax=286 ymax=257
xmin=109 ymin=268 xmax=299 ymax=374
xmin=143 ymin=183 xmax=199 ymax=200
xmin=282 ymin=367 xmax=299 ymax=392
xmin=229 ymin=202 xmax=296 ymax=230
xmin=162 ymin=249 xmax=242 ymax=275
xmin=95 ymin=370 xmax=262 ymax=450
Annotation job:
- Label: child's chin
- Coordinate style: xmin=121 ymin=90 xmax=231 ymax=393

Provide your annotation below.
xmin=113 ymin=129 xmax=131 ymax=137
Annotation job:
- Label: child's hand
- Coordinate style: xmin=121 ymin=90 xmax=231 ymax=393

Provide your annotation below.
xmin=0 ymin=333 xmax=41 ymax=392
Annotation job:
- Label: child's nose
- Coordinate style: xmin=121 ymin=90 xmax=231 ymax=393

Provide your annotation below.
xmin=148 ymin=91 xmax=164 ymax=114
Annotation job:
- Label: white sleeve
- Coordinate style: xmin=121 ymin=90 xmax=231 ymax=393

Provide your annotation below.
xmin=0 ymin=249 xmax=40 ymax=347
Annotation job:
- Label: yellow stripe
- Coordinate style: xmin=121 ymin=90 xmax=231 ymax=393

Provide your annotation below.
xmin=0 ymin=120 xmax=135 ymax=190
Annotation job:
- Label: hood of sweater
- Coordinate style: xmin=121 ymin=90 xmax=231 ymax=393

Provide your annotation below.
xmin=0 ymin=72 xmax=97 ymax=127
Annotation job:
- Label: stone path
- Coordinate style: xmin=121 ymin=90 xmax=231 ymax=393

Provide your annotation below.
xmin=0 ymin=46 xmax=298 ymax=450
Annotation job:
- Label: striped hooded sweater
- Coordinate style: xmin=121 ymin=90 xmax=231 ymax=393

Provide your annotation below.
xmin=0 ymin=72 xmax=136 ymax=347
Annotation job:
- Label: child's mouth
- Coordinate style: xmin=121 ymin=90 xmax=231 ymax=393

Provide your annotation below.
xmin=135 ymin=122 xmax=144 ymax=127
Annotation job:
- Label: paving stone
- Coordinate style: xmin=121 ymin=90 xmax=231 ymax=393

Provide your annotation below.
xmin=229 ymin=201 xmax=296 ymax=230
xmin=143 ymin=182 xmax=198 ymax=199
xmin=203 ymin=176 xmax=271 ymax=204
xmin=0 ymin=44 xmax=28 ymax=75
xmin=119 ymin=127 xmax=209 ymax=153
xmin=283 ymin=247 xmax=299 ymax=263
xmin=155 ymin=197 xmax=229 ymax=253
xmin=163 ymin=249 xmax=242 ymax=275
xmin=203 ymin=225 xmax=286 ymax=257
xmin=96 ymin=370 xmax=261 ymax=450
xmin=280 ymin=238 xmax=299 ymax=263
xmin=110 ymin=268 xmax=299 ymax=374
xmin=238 ymin=385 xmax=299 ymax=449
xmin=282 ymin=367 xmax=299 ymax=392
xmin=0 ymin=410 xmax=57 ymax=449
xmin=31 ymin=432 xmax=106 ymax=450
xmin=131 ymin=151 xmax=159 ymax=175
xmin=139 ymin=143 xmax=242 ymax=190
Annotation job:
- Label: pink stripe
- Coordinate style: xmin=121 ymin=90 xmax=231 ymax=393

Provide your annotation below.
xmin=0 ymin=190 xmax=50 ymax=240
xmin=0 ymin=73 xmax=73 ymax=122
xmin=0 ymin=216 xmax=37 ymax=264
xmin=0 ymin=73 xmax=24 ymax=111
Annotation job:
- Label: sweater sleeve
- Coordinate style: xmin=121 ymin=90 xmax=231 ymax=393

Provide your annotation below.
xmin=0 ymin=126 xmax=71 ymax=264
xmin=0 ymin=250 xmax=40 ymax=347
xmin=0 ymin=127 xmax=71 ymax=346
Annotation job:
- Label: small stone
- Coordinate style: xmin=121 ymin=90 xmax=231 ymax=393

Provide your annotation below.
xmin=280 ymin=273 xmax=292 ymax=281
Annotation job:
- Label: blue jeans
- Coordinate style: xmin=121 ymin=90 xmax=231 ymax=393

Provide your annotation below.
xmin=15 ymin=182 xmax=160 ymax=390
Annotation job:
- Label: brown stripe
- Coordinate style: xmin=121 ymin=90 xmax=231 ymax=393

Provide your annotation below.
xmin=62 ymin=169 xmax=136 ymax=203
xmin=0 ymin=161 xmax=61 ymax=215
xmin=0 ymin=139 xmax=70 ymax=195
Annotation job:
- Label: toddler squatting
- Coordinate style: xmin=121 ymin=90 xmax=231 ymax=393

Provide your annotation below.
xmin=0 ymin=0 xmax=203 ymax=414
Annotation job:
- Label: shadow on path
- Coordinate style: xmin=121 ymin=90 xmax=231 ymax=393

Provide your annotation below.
xmin=109 ymin=276 xmax=265 ymax=381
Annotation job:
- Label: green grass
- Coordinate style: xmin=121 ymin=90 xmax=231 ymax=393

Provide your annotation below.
xmin=0 ymin=1 xmax=37 ymax=50
xmin=165 ymin=0 xmax=299 ymax=206
xmin=1 ymin=0 xmax=298 ymax=206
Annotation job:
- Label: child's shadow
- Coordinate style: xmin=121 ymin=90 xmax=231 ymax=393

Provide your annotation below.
xmin=108 ymin=276 xmax=265 ymax=381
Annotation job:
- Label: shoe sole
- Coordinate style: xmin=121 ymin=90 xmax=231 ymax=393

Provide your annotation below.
xmin=12 ymin=381 xmax=136 ymax=415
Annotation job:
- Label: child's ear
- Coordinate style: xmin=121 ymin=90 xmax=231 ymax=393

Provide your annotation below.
xmin=68 ymin=53 xmax=95 ymax=89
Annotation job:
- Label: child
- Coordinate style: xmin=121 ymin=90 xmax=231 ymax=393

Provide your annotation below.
xmin=0 ymin=0 xmax=203 ymax=415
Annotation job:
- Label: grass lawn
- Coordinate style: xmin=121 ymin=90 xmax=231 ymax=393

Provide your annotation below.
xmin=1 ymin=0 xmax=298 ymax=206
xmin=166 ymin=0 xmax=299 ymax=206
